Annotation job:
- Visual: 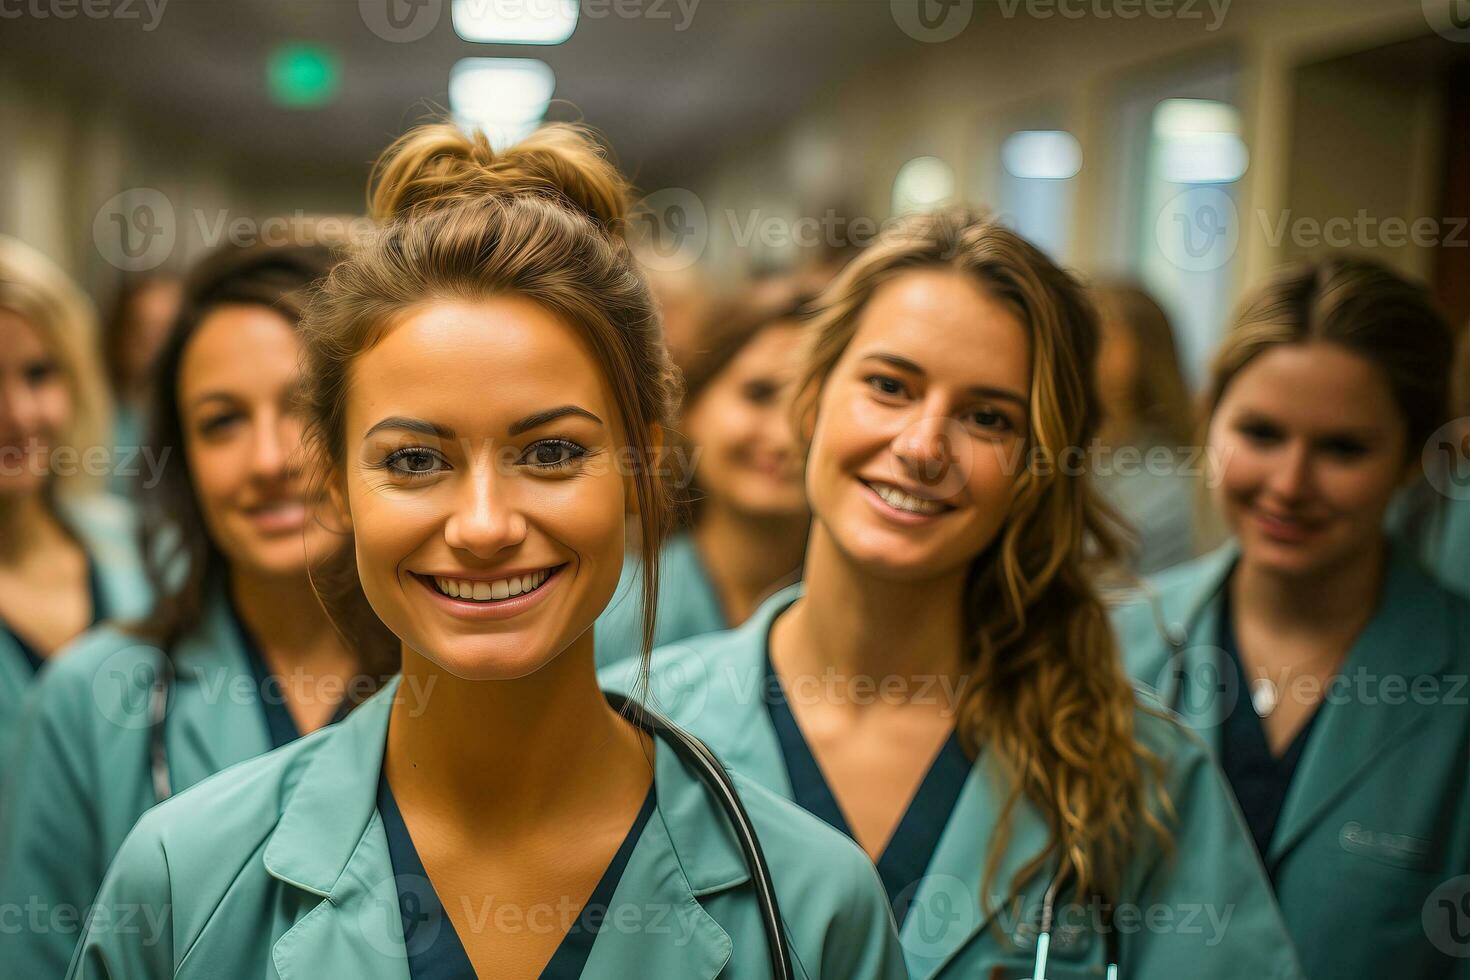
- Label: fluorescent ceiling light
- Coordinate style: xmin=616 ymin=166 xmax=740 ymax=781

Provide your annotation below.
xmin=449 ymin=58 xmax=555 ymax=149
xmin=1152 ymin=99 xmax=1249 ymax=184
xmin=892 ymin=156 xmax=956 ymax=215
xmin=452 ymin=0 xmax=578 ymax=44
xmin=1001 ymin=131 xmax=1082 ymax=180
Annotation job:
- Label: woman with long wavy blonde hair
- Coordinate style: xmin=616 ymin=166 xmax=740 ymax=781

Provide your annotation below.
xmin=607 ymin=207 xmax=1301 ymax=979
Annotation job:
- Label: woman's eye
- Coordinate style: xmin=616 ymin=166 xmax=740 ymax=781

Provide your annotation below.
xmin=969 ymin=407 xmax=1013 ymax=432
xmin=1237 ymin=420 xmax=1283 ymax=444
xmin=199 ymin=413 xmax=242 ymax=436
xmin=384 ymin=448 xmax=446 ymax=477
xmin=1319 ymin=437 xmax=1368 ymax=460
xmin=521 ymin=439 xmax=588 ymax=470
xmin=741 ymin=380 xmax=778 ymax=405
xmin=864 ymin=374 xmax=907 ymax=398
xmin=23 ymin=360 xmax=57 ymax=387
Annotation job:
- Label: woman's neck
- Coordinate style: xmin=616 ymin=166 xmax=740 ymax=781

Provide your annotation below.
xmin=1096 ymin=405 xmax=1140 ymax=452
xmin=229 ymin=567 xmax=346 ymax=665
xmin=0 ymin=491 xmax=69 ymax=564
xmin=385 ymin=632 xmax=650 ymax=833
xmin=773 ymin=522 xmax=970 ymax=717
xmin=692 ymin=499 xmax=808 ymax=625
xmin=1231 ymin=536 xmax=1388 ymax=638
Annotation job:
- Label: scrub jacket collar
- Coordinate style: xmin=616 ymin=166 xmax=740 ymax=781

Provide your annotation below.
xmin=262 ymin=675 xmax=750 ymax=980
xmin=650 ymin=584 xmax=1056 ymax=979
xmin=1142 ymin=540 xmax=1455 ymax=868
xmin=163 ymin=585 xmax=275 ymax=783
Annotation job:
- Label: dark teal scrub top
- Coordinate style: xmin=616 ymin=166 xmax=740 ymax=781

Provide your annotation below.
xmin=3 ymin=558 xmax=105 ymax=673
xmin=378 ymin=778 xmax=658 ymax=979
xmin=761 ymin=648 xmax=970 ymax=927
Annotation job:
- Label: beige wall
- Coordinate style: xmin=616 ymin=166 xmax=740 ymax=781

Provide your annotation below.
xmin=0 ymin=56 xmax=363 ymax=306
xmin=687 ymin=0 xmax=1445 ymax=293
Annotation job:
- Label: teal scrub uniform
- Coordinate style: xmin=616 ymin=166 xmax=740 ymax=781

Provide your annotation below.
xmin=65 ymin=676 xmax=907 ymax=980
xmin=602 ymin=585 xmax=1304 ymax=979
xmin=0 ymin=586 xmax=348 ymax=979
xmin=594 ymin=532 xmax=728 ymax=668
xmin=0 ymin=493 xmax=150 ymax=756
xmin=1111 ymin=543 xmax=1470 ymax=979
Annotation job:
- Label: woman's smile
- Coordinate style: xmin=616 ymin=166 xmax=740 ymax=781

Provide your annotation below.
xmin=409 ymin=563 xmax=568 ymax=621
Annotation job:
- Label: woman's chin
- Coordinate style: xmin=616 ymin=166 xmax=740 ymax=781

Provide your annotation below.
xmin=409 ymin=640 xmax=564 ymax=682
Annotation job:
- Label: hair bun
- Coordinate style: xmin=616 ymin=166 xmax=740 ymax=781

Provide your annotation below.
xmin=369 ymin=122 xmax=630 ymax=234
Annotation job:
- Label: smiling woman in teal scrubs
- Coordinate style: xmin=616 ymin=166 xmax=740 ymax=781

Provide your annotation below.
xmin=0 ymin=236 xmax=150 ymax=759
xmin=596 ymin=287 xmax=813 ymax=665
xmin=0 ymin=241 xmax=398 ymax=979
xmin=1113 ymin=259 xmax=1470 ymax=979
xmin=67 ymin=122 xmax=904 ymax=980
xmin=605 ymin=207 xmax=1301 ymax=979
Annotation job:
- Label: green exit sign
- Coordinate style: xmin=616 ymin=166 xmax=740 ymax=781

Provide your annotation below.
xmin=268 ymin=43 xmax=340 ymax=108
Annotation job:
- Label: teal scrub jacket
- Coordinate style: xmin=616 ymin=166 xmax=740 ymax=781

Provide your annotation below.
xmin=1111 ymin=543 xmax=1470 ymax=979
xmin=602 ymin=584 xmax=1306 ymax=980
xmin=64 ymin=676 xmax=907 ymax=980
xmin=0 ymin=586 xmax=282 ymax=979
xmin=0 ymin=493 xmax=151 ymax=758
xmin=594 ymin=532 xmax=727 ymax=668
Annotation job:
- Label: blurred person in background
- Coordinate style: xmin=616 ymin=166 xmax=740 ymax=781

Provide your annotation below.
xmin=0 ymin=240 xmax=397 ymax=980
xmin=102 ymin=274 xmax=182 ymax=494
xmin=1112 ymin=258 xmax=1470 ymax=979
xmin=596 ymin=284 xmax=811 ymax=665
xmin=607 ymin=208 xmax=1300 ymax=979
xmin=0 ymin=236 xmax=149 ymax=757
xmin=1394 ymin=324 xmax=1470 ymax=597
xmin=1091 ymin=281 xmax=1198 ymax=574
xmin=638 ymin=261 xmax=711 ymax=371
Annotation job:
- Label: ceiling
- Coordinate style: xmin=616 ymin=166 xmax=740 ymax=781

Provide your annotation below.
xmin=3 ymin=0 xmax=922 ymax=194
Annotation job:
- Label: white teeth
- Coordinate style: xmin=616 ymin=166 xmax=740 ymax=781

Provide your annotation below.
xmin=433 ymin=569 xmax=551 ymax=602
xmin=871 ymin=482 xmax=946 ymax=515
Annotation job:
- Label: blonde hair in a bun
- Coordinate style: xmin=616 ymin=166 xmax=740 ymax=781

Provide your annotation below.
xmin=369 ymin=122 xmax=630 ymax=235
xmin=301 ymin=122 xmax=680 ymax=668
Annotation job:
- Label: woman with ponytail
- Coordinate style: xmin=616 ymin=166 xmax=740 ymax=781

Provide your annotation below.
xmin=606 ymin=208 xmax=1301 ymax=979
xmin=66 ymin=123 xmax=903 ymax=980
xmin=0 ymin=240 xmax=397 ymax=980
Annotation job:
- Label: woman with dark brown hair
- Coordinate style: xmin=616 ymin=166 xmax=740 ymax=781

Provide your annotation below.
xmin=0 ymin=239 xmax=397 ymax=979
xmin=596 ymin=284 xmax=812 ymax=665
xmin=607 ymin=207 xmax=1299 ymax=978
xmin=100 ymin=274 xmax=181 ymax=493
xmin=1114 ymin=257 xmax=1470 ymax=979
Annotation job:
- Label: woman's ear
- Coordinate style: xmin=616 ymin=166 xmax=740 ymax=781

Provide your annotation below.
xmin=312 ymin=464 xmax=354 ymax=536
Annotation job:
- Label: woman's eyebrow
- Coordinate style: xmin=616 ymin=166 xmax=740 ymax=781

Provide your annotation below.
xmin=508 ymin=405 xmax=604 ymax=436
xmin=862 ymin=351 xmax=924 ymax=375
xmin=363 ymin=416 xmax=456 ymax=439
xmin=862 ymin=351 xmax=1028 ymax=408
